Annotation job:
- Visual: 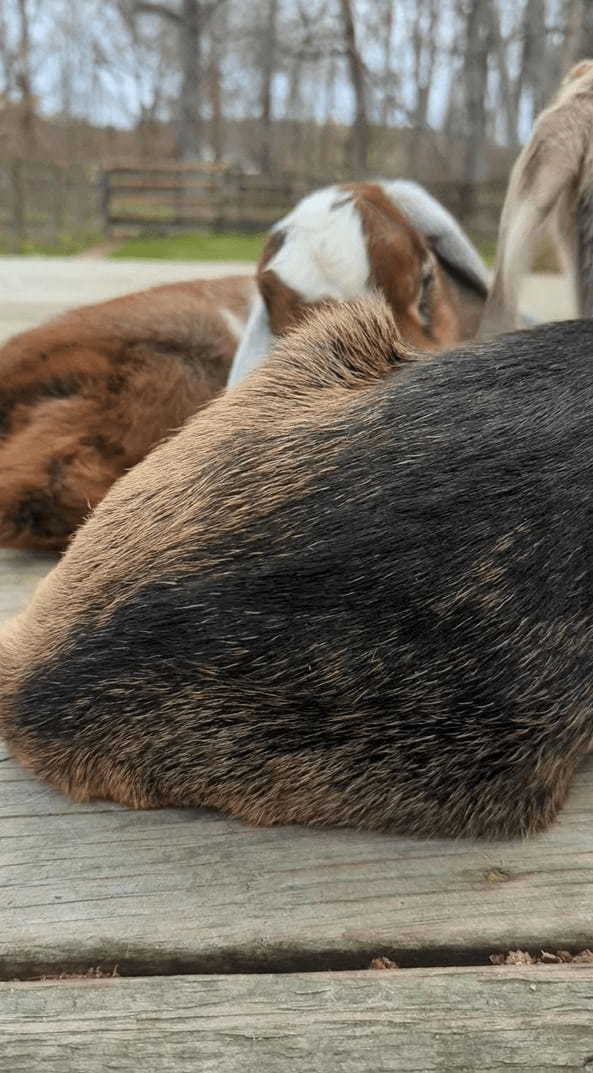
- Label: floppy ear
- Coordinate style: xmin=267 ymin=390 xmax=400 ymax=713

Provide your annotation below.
xmin=226 ymin=294 xmax=275 ymax=389
xmin=380 ymin=180 xmax=490 ymax=299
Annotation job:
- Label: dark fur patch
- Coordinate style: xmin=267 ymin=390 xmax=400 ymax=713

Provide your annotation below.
xmin=331 ymin=195 xmax=353 ymax=211
xmin=261 ymin=228 xmax=287 ymax=266
xmin=0 ymin=376 xmax=84 ymax=438
xmin=0 ymin=405 xmax=9 ymax=439
xmin=105 ymin=374 xmax=127 ymax=394
xmin=10 ymin=491 xmax=73 ymax=540
xmin=432 ymin=247 xmax=489 ymax=300
xmin=80 ymin=435 xmax=125 ymax=459
xmin=46 ymin=454 xmax=76 ymax=492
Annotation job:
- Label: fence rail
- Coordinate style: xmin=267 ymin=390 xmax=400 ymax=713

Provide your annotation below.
xmin=0 ymin=161 xmax=100 ymax=250
xmin=0 ymin=160 xmax=506 ymax=248
xmin=101 ymin=165 xmax=507 ymax=238
xmin=101 ymin=166 xmax=321 ymax=234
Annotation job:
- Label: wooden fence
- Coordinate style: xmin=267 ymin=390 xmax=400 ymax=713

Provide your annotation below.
xmin=0 ymin=160 xmax=100 ymax=250
xmin=101 ymin=165 xmax=506 ymax=238
xmin=101 ymin=165 xmax=322 ymax=235
xmin=0 ymin=160 xmax=506 ymax=247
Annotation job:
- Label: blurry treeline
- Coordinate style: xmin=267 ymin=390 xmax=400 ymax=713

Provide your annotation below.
xmin=1 ymin=0 xmax=592 ymax=185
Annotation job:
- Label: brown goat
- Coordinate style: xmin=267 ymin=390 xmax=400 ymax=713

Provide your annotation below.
xmin=0 ymin=274 xmax=254 ymax=551
xmin=2 ymin=299 xmax=593 ymax=840
xmin=481 ymin=59 xmax=593 ymax=337
xmin=228 ymin=179 xmax=489 ymax=385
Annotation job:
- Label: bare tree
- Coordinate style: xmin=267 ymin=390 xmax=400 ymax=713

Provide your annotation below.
xmin=1 ymin=0 xmax=588 ymax=203
xmin=15 ymin=0 xmax=36 ymax=150
xmin=405 ymin=0 xmax=439 ymax=170
xmin=130 ymin=0 xmax=228 ymax=159
xmin=0 ymin=4 xmax=16 ymax=133
xmin=461 ymin=0 xmax=490 ymax=191
xmin=567 ymin=0 xmax=593 ymax=62
xmin=258 ymin=0 xmax=280 ymax=173
xmin=514 ymin=0 xmax=552 ymax=123
xmin=378 ymin=0 xmax=396 ymax=127
xmin=338 ymin=0 xmax=368 ymax=174
xmin=206 ymin=3 xmax=228 ymax=162
xmin=486 ymin=1 xmax=520 ymax=148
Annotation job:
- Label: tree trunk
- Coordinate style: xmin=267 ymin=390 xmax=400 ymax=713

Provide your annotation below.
xmin=177 ymin=0 xmax=203 ymax=160
xmin=286 ymin=55 xmax=304 ymax=173
xmin=207 ymin=8 xmax=225 ymax=163
xmin=485 ymin=1 xmax=519 ymax=148
xmin=16 ymin=0 xmax=36 ymax=153
xmin=320 ymin=55 xmax=338 ymax=171
xmin=515 ymin=0 xmax=550 ymax=123
xmin=570 ymin=0 xmax=593 ymax=62
xmin=407 ymin=0 xmax=439 ymax=172
xmin=462 ymin=0 xmax=490 ymax=196
xmin=259 ymin=0 xmax=279 ymax=174
xmin=380 ymin=0 xmax=395 ymax=128
xmin=339 ymin=0 xmax=369 ymax=175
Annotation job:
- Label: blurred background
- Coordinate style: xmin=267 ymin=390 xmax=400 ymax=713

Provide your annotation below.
xmin=0 ymin=0 xmax=590 ymax=261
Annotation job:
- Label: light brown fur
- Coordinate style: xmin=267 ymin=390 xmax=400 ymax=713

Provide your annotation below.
xmin=481 ymin=60 xmax=593 ymax=337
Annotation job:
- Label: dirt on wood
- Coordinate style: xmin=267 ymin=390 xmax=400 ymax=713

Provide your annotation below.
xmin=490 ymin=948 xmax=593 ymax=965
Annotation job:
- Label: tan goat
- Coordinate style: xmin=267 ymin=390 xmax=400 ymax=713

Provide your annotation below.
xmin=481 ymin=60 xmax=593 ymax=337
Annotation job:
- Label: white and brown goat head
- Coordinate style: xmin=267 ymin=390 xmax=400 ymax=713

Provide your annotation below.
xmin=227 ymin=179 xmax=489 ymax=386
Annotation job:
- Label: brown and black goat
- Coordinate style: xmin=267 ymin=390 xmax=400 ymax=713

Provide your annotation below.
xmin=2 ymin=297 xmax=593 ymax=840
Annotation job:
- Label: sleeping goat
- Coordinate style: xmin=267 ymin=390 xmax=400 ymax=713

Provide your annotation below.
xmin=1 ymin=298 xmax=592 ymax=840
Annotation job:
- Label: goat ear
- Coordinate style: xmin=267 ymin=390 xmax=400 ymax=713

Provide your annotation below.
xmin=380 ymin=180 xmax=490 ymax=298
xmin=226 ymin=295 xmax=274 ymax=389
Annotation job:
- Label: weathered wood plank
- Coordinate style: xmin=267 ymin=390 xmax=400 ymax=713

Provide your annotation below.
xmin=2 ymin=967 xmax=593 ymax=1072
xmin=1 ymin=731 xmax=593 ymax=976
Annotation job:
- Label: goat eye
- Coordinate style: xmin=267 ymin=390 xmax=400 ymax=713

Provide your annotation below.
xmin=421 ymin=261 xmax=434 ymax=289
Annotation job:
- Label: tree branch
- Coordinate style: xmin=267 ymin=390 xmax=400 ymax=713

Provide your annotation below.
xmin=132 ymin=1 xmax=182 ymax=25
xmin=202 ymin=0 xmax=230 ymax=26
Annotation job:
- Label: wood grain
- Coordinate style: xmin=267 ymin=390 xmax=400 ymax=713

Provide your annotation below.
xmin=1 ymin=732 xmax=593 ymax=976
xmin=2 ymin=966 xmax=593 ymax=1072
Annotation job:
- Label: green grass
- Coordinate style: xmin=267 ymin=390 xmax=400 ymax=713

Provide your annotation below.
xmin=110 ymin=229 xmax=513 ymax=270
xmin=110 ymin=230 xmax=265 ymax=261
xmin=469 ymin=232 xmax=560 ymax=272
xmin=469 ymin=233 xmax=497 ymax=267
xmin=0 ymin=231 xmax=103 ymax=256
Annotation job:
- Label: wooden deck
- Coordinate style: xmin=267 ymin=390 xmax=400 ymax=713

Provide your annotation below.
xmin=1 ymin=549 xmax=593 ymax=1069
